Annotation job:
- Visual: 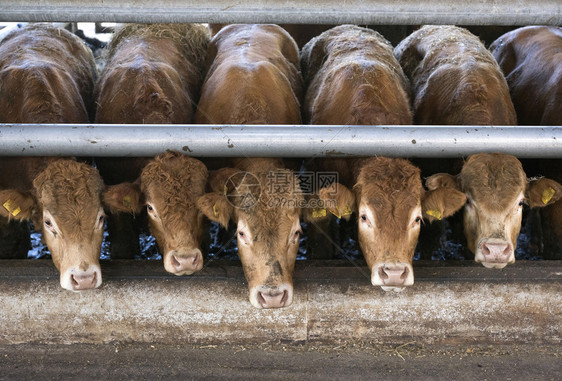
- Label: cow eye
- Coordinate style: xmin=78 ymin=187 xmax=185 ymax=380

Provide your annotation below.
xmin=147 ymin=205 xmax=153 ymax=211
xmin=361 ymin=215 xmax=367 ymax=221
xmin=415 ymin=216 xmax=422 ymax=224
xmin=238 ymin=231 xmax=244 ymax=237
xmin=44 ymin=219 xmax=52 ymax=227
xmin=518 ymin=200 xmax=525 ymax=206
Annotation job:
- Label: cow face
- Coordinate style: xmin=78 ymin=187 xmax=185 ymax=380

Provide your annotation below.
xmin=104 ymin=152 xmax=208 ymax=275
xmin=427 ymin=153 xmax=562 ymax=268
xmin=1 ymin=160 xmax=105 ymax=291
xmin=198 ymin=167 xmax=303 ymax=309
xmin=314 ymin=158 xmax=466 ymax=291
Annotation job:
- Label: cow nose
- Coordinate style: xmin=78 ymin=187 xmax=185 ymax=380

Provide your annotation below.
xmin=166 ymin=249 xmax=203 ymax=275
xmin=257 ymin=290 xmax=289 ymax=309
xmin=480 ymin=241 xmax=512 ymax=263
xmin=379 ymin=264 xmax=409 ymax=286
xmin=71 ymin=271 xmax=97 ymax=290
xmin=251 ymin=284 xmax=293 ymax=309
xmin=372 ymin=262 xmax=414 ymax=290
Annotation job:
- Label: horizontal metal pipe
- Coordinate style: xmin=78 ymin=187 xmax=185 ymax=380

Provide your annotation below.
xmin=1 ymin=0 xmax=560 ymax=25
xmin=0 ymin=124 xmax=561 ymax=158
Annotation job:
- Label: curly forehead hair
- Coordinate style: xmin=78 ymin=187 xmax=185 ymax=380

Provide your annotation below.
xmin=141 ymin=151 xmax=208 ymax=203
xmin=460 ymin=153 xmax=526 ymax=211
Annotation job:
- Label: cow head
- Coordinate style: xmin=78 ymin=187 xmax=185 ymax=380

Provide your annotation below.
xmin=312 ymin=157 xmax=466 ymax=291
xmin=0 ymin=160 xmax=105 ymax=291
xmin=198 ymin=165 xmax=304 ymax=309
xmin=103 ymin=151 xmax=208 ymax=275
xmin=427 ymin=153 xmax=562 ymax=268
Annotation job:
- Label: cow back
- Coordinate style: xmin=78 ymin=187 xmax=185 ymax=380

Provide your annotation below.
xmin=395 ymin=25 xmax=516 ymax=125
xmin=490 ymin=26 xmax=562 ymax=125
xmin=195 ymin=24 xmax=302 ymax=125
xmin=0 ymin=24 xmax=97 ymax=123
xmin=301 ymin=25 xmax=412 ymax=126
xmin=95 ymin=23 xmax=209 ymax=124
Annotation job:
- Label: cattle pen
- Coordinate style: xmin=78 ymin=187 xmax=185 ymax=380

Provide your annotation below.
xmin=0 ymin=0 xmax=561 ymax=351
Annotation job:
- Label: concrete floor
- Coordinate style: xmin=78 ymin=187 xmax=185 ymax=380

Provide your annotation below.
xmin=1 ymin=342 xmax=561 ymax=380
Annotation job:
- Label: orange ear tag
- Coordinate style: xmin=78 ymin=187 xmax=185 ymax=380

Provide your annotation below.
xmin=425 ymin=209 xmax=442 ymax=220
xmin=342 ymin=207 xmax=353 ymax=216
xmin=312 ymin=208 xmax=327 ymax=218
xmin=123 ymin=195 xmax=132 ymax=209
xmin=3 ymin=200 xmax=21 ymax=217
xmin=213 ymin=203 xmax=219 ymax=217
xmin=542 ymin=187 xmax=555 ymax=205
xmin=330 ymin=209 xmax=342 ymax=219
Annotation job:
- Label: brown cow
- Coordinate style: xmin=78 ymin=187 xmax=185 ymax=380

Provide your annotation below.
xmin=300 ymin=25 xmax=466 ymax=290
xmin=301 ymin=25 xmax=412 ymax=125
xmin=427 ymin=153 xmax=562 ymax=268
xmin=489 ymin=26 xmax=561 ymax=126
xmin=0 ymin=24 xmax=104 ymax=290
xmin=102 ymin=151 xmax=208 ymax=275
xmin=195 ymin=24 xmax=304 ymax=308
xmin=95 ymin=23 xmax=208 ymax=124
xmin=315 ymin=158 xmax=467 ymax=290
xmin=198 ymin=159 xmax=304 ymax=308
xmin=394 ymin=25 xmax=516 ymax=125
xmin=93 ymin=24 xmax=210 ymax=271
xmin=490 ymin=26 xmax=562 ymax=256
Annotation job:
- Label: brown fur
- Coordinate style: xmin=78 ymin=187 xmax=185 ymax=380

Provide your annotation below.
xmin=103 ymin=151 xmax=209 ymax=275
xmin=0 ymin=25 xmax=104 ymax=283
xmin=209 ymin=23 xmax=333 ymax=48
xmin=0 ymin=23 xmax=96 ymax=122
xmin=490 ymin=26 xmax=562 ymax=257
xmin=0 ymin=159 xmax=105 ymax=276
xmin=95 ymin=23 xmax=209 ymax=124
xmin=460 ymin=154 xmax=526 ymax=212
xmin=198 ymin=158 xmax=303 ymax=307
xmin=395 ymin=25 xmax=516 ymax=125
xmin=195 ymin=24 xmax=302 ymax=125
xmin=310 ymin=156 xmax=465 ymax=277
xmin=301 ymin=25 xmax=412 ymax=125
xmin=194 ymin=25 xmax=303 ymax=307
xmin=490 ymin=26 xmax=562 ymax=125
xmin=428 ymin=153 xmax=562 ymax=260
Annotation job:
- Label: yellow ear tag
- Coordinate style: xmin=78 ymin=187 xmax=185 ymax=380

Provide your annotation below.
xmin=330 ymin=209 xmax=342 ymax=219
xmin=3 ymin=200 xmax=21 ymax=217
xmin=213 ymin=203 xmax=219 ymax=217
xmin=223 ymin=185 xmax=228 ymax=196
xmin=542 ymin=187 xmax=555 ymax=205
xmin=123 ymin=195 xmax=132 ymax=209
xmin=426 ymin=209 xmax=442 ymax=220
xmin=312 ymin=208 xmax=327 ymax=218
xmin=343 ymin=207 xmax=353 ymax=216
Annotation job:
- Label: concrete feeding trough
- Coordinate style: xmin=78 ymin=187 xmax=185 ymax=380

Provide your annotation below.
xmin=0 ymin=260 xmax=560 ymax=345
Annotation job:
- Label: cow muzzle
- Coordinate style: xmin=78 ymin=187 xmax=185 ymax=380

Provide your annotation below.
xmin=475 ymin=238 xmax=514 ymax=269
xmin=249 ymin=284 xmax=293 ymax=309
xmin=371 ymin=263 xmax=414 ymax=292
xmin=164 ymin=248 xmax=203 ymax=275
xmin=60 ymin=265 xmax=102 ymax=291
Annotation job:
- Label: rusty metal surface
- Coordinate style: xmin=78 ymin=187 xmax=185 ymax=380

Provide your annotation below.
xmin=0 ymin=260 xmax=560 ymax=345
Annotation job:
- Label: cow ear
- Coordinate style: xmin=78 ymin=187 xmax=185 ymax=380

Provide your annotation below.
xmin=0 ymin=190 xmax=36 ymax=221
xmin=102 ymin=183 xmax=144 ymax=214
xmin=425 ymin=173 xmax=461 ymax=191
xmin=422 ymin=187 xmax=467 ymax=223
xmin=304 ymin=183 xmax=356 ymax=222
xmin=197 ymin=193 xmax=232 ymax=229
xmin=208 ymin=168 xmax=239 ymax=194
xmin=527 ymin=178 xmax=562 ymax=208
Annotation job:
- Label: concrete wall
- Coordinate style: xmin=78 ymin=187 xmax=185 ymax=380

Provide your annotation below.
xmin=0 ymin=260 xmax=560 ymax=345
